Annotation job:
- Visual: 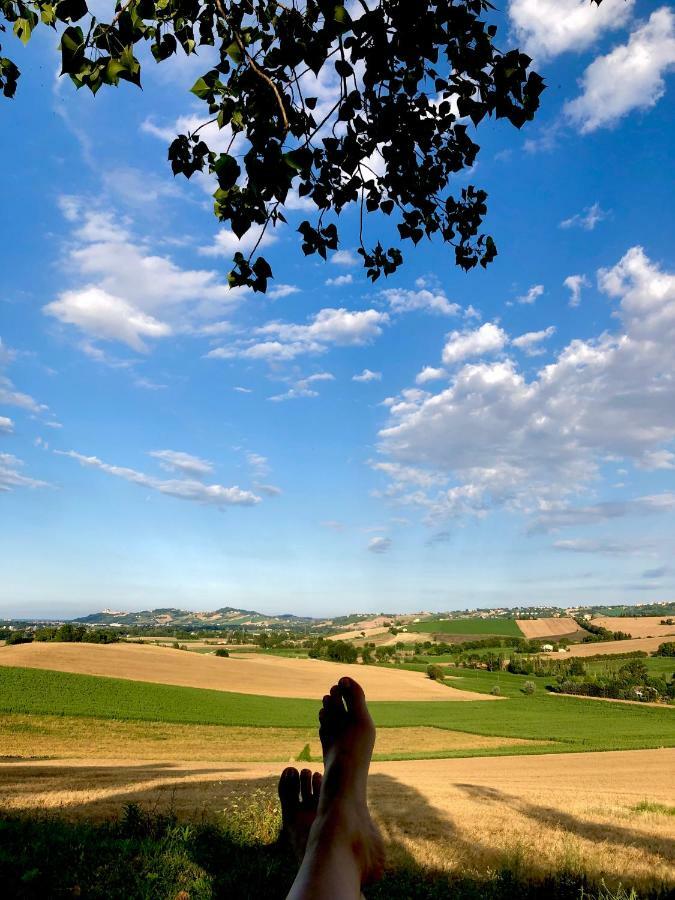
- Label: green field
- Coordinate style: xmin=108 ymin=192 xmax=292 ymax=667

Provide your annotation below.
xmin=585 ymin=657 xmax=675 ymax=677
xmin=407 ymin=617 xmax=523 ymax=637
xmin=1 ymin=665 xmax=673 ymax=755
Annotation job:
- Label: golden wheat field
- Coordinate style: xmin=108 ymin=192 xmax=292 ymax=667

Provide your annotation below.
xmin=0 ymin=642 xmax=495 ymax=701
xmin=562 ymin=636 xmax=671 ymax=657
xmin=516 ymin=617 xmax=586 ymax=639
xmin=0 ymin=713 xmax=546 ymax=762
xmin=0 ymin=750 xmax=671 ymax=890
xmin=592 ymin=616 xmax=675 ymax=639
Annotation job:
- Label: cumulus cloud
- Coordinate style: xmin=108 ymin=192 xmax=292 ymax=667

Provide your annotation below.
xmin=442 ymin=323 xmax=508 ymax=365
xmin=508 ymin=0 xmax=634 ymax=61
xmin=415 ymin=366 xmax=446 ymax=385
xmin=43 ymin=200 xmax=244 ymax=352
xmin=565 ymin=8 xmax=675 ymax=133
xmin=0 ymin=453 xmax=49 ymax=492
xmin=0 ymin=416 xmax=13 ymax=433
xmin=512 ymin=326 xmax=556 ymax=356
xmin=353 ymin=368 xmax=381 ymax=383
xmin=200 ymin=224 xmax=278 ymax=258
xmin=368 ymin=536 xmax=391 ymax=554
xmin=208 ymin=308 xmax=388 ymax=361
xmin=148 ymin=450 xmax=214 ymax=477
xmin=516 ymin=284 xmax=544 ymax=305
xmin=268 ymin=284 xmax=300 ymax=299
xmin=326 ymin=274 xmax=353 ymax=287
xmin=380 ymin=286 xmax=460 ymax=316
xmin=377 ymin=246 xmax=675 ymax=528
xmin=560 ymin=202 xmax=608 ymax=231
xmin=59 ymin=450 xmax=260 ymax=508
xmin=330 ymin=249 xmax=359 ymax=266
xmin=564 ymin=274 xmax=590 ymax=307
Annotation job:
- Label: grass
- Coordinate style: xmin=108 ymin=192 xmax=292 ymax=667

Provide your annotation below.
xmin=0 ymin=799 xmax=670 ymax=900
xmin=407 ymin=618 xmax=523 ymax=637
xmin=585 ymin=658 xmax=675 ymax=677
xmin=630 ymin=801 xmax=675 ymax=816
xmin=1 ymin=665 xmax=674 ymax=755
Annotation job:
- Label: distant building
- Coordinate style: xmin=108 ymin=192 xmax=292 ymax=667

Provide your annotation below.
xmin=541 ymin=643 xmax=554 ymax=652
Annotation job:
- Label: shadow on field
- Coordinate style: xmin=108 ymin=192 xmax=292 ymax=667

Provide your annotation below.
xmin=1 ymin=764 xmax=672 ymax=899
xmin=455 ymin=782 xmax=675 ymax=863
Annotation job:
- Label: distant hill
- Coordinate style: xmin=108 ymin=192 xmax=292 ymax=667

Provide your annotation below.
xmin=73 ymin=606 xmax=324 ymax=629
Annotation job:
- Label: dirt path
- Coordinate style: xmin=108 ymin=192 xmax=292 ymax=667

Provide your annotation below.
xmin=0 ymin=750 xmax=672 ymax=888
xmin=0 ymin=642 xmax=496 ymax=701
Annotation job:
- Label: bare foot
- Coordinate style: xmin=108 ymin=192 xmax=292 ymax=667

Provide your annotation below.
xmin=278 ymin=766 xmax=323 ymax=864
xmin=312 ymin=676 xmax=385 ymax=885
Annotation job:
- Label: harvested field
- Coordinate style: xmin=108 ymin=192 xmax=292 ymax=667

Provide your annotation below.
xmin=562 ymin=637 xmax=671 ymax=657
xmin=0 ymin=642 xmax=494 ymax=701
xmin=593 ymin=616 xmax=675 ymax=639
xmin=516 ymin=617 xmax=587 ymax=640
xmin=0 ymin=750 xmax=672 ymax=890
xmin=0 ymin=713 xmax=544 ymax=762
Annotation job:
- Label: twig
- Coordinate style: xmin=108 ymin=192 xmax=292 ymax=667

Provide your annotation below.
xmin=214 ymin=0 xmax=289 ymax=136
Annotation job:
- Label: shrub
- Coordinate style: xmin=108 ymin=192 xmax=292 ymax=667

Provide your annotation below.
xmin=426 ymin=664 xmax=445 ymax=682
xmin=296 ymin=743 xmax=311 ymax=762
xmin=656 ymin=642 xmax=675 ymax=657
xmin=490 ymin=684 xmax=502 ymax=696
xmin=522 ymin=680 xmax=536 ymax=695
xmin=214 ymin=648 xmax=230 ymax=658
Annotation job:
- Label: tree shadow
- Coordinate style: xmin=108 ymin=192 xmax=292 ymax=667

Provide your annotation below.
xmin=454 ymin=782 xmax=675 ymax=862
xmin=0 ymin=763 xmax=672 ymax=899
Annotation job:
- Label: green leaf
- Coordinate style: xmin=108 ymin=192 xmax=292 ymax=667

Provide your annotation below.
xmin=190 ymin=77 xmax=211 ymax=99
xmin=225 ymin=40 xmax=243 ymax=64
xmin=13 ymin=18 xmax=34 ymax=46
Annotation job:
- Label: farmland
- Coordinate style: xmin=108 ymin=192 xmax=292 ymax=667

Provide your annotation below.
xmin=592 ymin=616 xmax=675 ymax=639
xmin=516 ymin=617 xmax=587 ymax=640
xmin=0 ymin=623 xmax=673 ymax=899
xmin=407 ymin=617 xmax=523 ymax=637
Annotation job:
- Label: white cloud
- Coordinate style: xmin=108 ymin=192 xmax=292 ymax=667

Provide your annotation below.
xmin=268 ymin=284 xmax=300 ymax=299
xmin=377 ymin=246 xmax=675 ymax=527
xmin=508 ymin=0 xmax=634 ymax=61
xmin=533 ymin=494 xmax=675 ymax=534
xmin=0 ymin=376 xmax=47 ymax=414
xmin=415 ymin=366 xmax=446 ymax=385
xmin=381 ymin=287 xmax=460 ymax=316
xmin=148 ymin=450 xmax=214 ymax=477
xmin=565 ymin=8 xmax=675 ymax=133
xmin=516 ymin=284 xmax=544 ymax=305
xmin=442 ymin=323 xmax=508 ymax=365
xmin=234 ymin=386 xmax=252 ymax=393
xmin=368 ymin=536 xmax=391 ymax=554
xmin=46 ymin=287 xmax=172 ymax=352
xmin=326 ymin=274 xmax=353 ymax=287
xmin=0 ymin=453 xmax=49 ymax=492
xmin=560 ymin=202 xmax=608 ymax=231
xmin=44 ymin=202 xmax=245 ymax=351
xmin=512 ymin=326 xmax=556 ymax=356
xmin=268 ymin=372 xmax=335 ymax=401
xmin=564 ymin=274 xmax=590 ymax=307
xmin=353 ymin=368 xmax=381 ymax=383
xmin=209 ymin=308 xmax=388 ymax=361
xmin=330 ymin=249 xmax=359 ymax=266
xmin=246 ymin=452 xmax=270 ymax=476
xmin=553 ymin=538 xmax=654 ymax=556
xmin=0 ymin=416 xmax=14 ymax=433
xmin=59 ymin=450 xmax=260 ymax=508
xmin=200 ymin=224 xmax=278 ymax=258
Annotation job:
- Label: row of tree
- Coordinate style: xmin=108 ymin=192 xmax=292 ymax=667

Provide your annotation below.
xmin=549 ymin=660 xmax=674 ymax=703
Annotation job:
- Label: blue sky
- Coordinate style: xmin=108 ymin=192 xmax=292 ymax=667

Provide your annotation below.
xmin=1 ymin=0 xmax=674 ymax=618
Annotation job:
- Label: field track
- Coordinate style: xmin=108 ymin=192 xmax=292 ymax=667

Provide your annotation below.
xmin=516 ymin=617 xmax=586 ymax=639
xmin=561 ymin=636 xmax=671 ymax=657
xmin=593 ymin=616 xmax=675 ymax=639
xmin=0 ymin=749 xmax=672 ymax=887
xmin=0 ymin=642 xmax=495 ymax=702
